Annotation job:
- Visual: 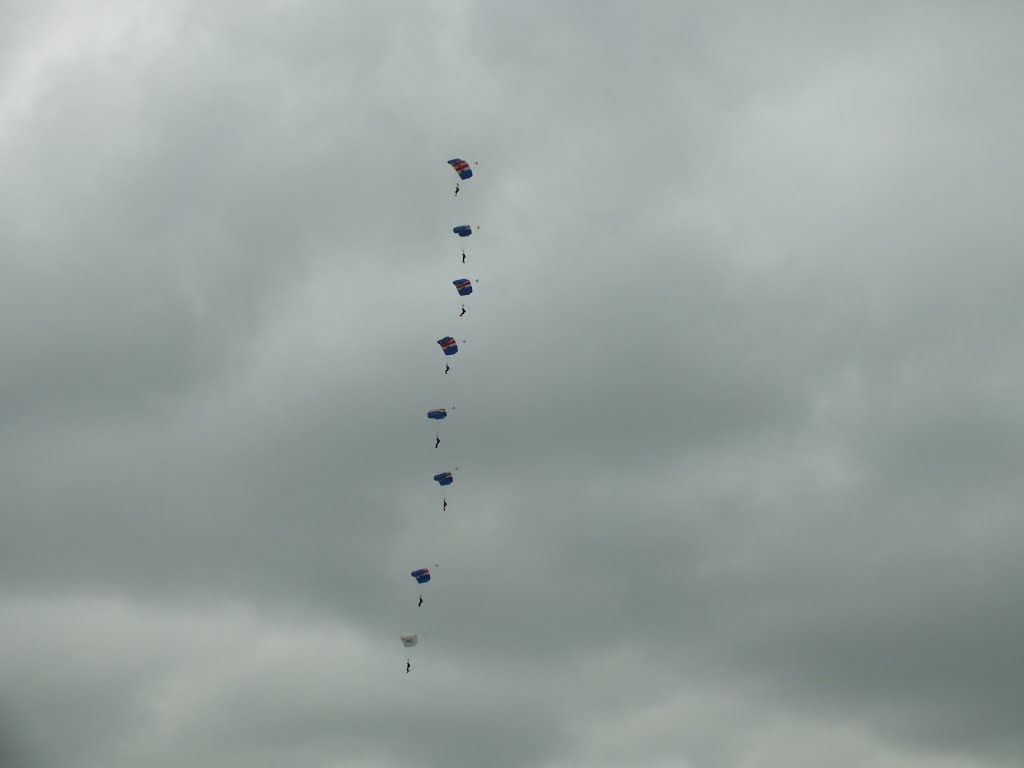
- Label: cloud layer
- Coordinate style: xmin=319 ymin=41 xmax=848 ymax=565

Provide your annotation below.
xmin=1 ymin=2 xmax=1022 ymax=767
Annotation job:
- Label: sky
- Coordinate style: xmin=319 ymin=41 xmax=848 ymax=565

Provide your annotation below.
xmin=1 ymin=1 xmax=1023 ymax=767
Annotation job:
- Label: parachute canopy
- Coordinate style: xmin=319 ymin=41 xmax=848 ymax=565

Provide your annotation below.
xmin=411 ymin=568 xmax=431 ymax=584
xmin=448 ymin=158 xmax=473 ymax=180
xmin=433 ymin=471 xmax=454 ymax=486
xmin=453 ymin=225 xmax=473 ymax=238
xmin=401 ymin=633 xmax=418 ymax=648
xmin=427 ymin=408 xmax=448 ymax=420
xmin=437 ymin=336 xmax=459 ymax=355
xmin=453 ymin=279 xmax=473 ymax=296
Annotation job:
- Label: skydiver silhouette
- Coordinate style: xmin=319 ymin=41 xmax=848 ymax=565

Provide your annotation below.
xmin=444 ymin=364 xmax=450 ymax=374
xmin=435 ymin=433 xmax=440 ymax=449
xmin=406 ymin=659 xmax=411 ymax=673
xmin=418 ymin=595 xmax=423 ymax=607
xmin=461 ymin=249 xmax=466 ymax=264
xmin=459 ymin=305 xmax=466 ymax=317
xmin=454 ymin=183 xmax=460 ymax=197
xmin=443 ymin=497 xmax=448 ymax=511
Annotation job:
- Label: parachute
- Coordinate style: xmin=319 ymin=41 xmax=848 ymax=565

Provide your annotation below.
xmin=411 ymin=568 xmax=431 ymax=584
xmin=437 ymin=336 xmax=459 ymax=355
xmin=453 ymin=279 xmax=473 ymax=296
xmin=427 ymin=408 xmax=448 ymax=420
xmin=433 ymin=471 xmax=454 ymax=486
xmin=448 ymin=158 xmax=473 ymax=180
xmin=401 ymin=633 xmax=418 ymax=648
xmin=453 ymin=225 xmax=473 ymax=238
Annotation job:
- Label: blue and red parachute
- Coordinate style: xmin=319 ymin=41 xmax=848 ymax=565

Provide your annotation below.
xmin=453 ymin=279 xmax=473 ymax=296
xmin=433 ymin=471 xmax=454 ymax=486
xmin=448 ymin=158 xmax=473 ymax=180
xmin=427 ymin=408 xmax=448 ymax=420
xmin=411 ymin=568 xmax=432 ymax=584
xmin=453 ymin=225 xmax=473 ymax=238
xmin=437 ymin=336 xmax=459 ymax=355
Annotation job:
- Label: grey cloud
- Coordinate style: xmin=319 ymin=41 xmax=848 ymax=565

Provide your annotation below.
xmin=2 ymin=1 xmax=1024 ymax=767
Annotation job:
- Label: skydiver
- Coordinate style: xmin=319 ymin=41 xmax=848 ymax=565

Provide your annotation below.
xmin=435 ymin=433 xmax=440 ymax=449
xmin=418 ymin=595 xmax=423 ymax=607
xmin=406 ymin=659 xmax=411 ymax=673
xmin=459 ymin=305 xmax=466 ymax=317
xmin=444 ymin=364 xmax=450 ymax=374
xmin=454 ymin=183 xmax=460 ymax=197
xmin=443 ymin=497 xmax=448 ymax=511
xmin=461 ymin=249 xmax=466 ymax=264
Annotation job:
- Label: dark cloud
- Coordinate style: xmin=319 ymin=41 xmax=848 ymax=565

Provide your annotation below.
xmin=1 ymin=1 xmax=1023 ymax=767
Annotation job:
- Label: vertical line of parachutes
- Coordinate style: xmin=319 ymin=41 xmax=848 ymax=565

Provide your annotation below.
xmin=403 ymin=158 xmax=477 ymax=673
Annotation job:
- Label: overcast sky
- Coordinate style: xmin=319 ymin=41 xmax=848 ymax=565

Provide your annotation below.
xmin=1 ymin=1 xmax=1023 ymax=767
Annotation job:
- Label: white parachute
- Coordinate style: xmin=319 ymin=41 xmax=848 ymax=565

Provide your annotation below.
xmin=400 ymin=633 xmax=418 ymax=648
